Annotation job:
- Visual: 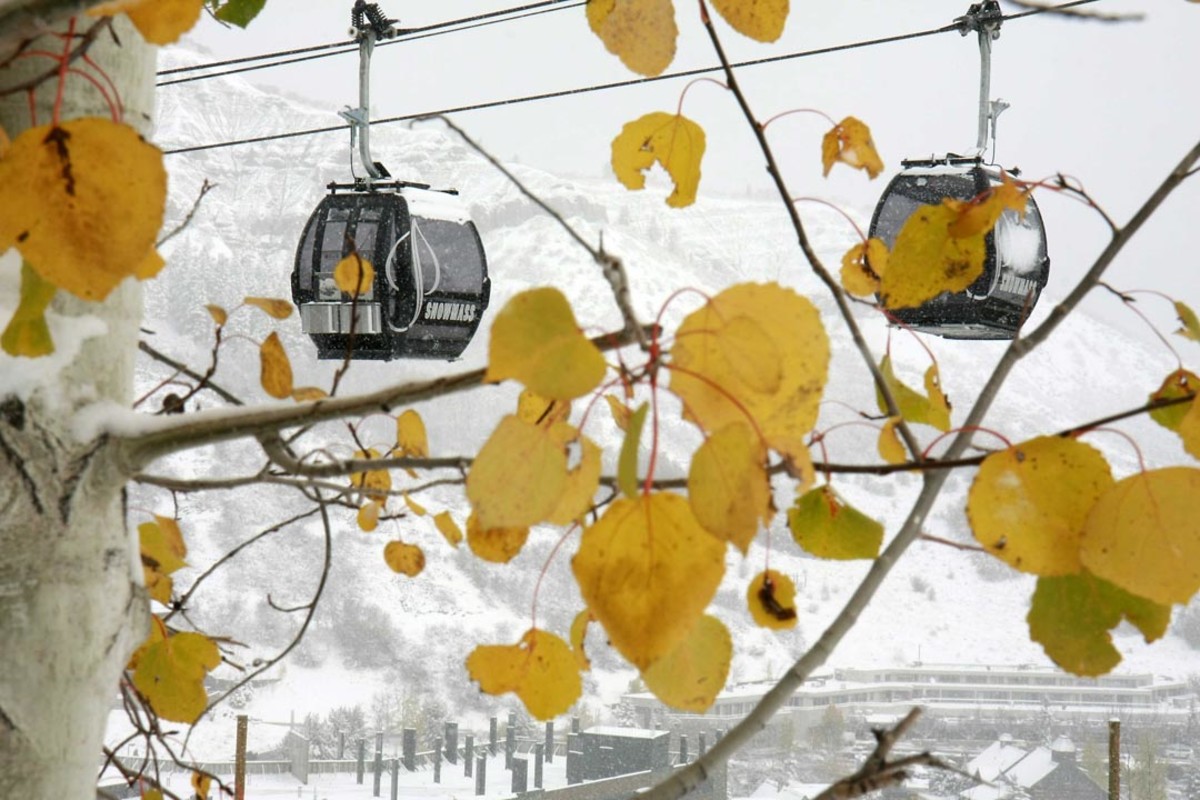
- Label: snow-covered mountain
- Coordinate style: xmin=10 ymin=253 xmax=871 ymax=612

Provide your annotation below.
xmin=131 ymin=49 xmax=1200 ymax=755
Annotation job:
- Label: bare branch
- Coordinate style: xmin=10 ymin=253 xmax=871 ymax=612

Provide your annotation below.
xmin=1003 ymin=0 xmax=1144 ymax=22
xmin=157 ymin=179 xmax=216 ymax=248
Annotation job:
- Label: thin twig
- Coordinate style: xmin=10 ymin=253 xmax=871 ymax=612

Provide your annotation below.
xmin=157 ymin=179 xmax=216 ymax=248
xmin=1003 ymin=0 xmax=1143 ymax=21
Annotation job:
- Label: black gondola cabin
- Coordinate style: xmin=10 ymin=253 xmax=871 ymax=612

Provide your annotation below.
xmin=292 ymin=182 xmax=490 ymax=360
xmin=868 ymin=157 xmax=1050 ymax=339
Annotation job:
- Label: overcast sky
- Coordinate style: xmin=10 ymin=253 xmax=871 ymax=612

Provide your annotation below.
xmin=175 ymin=0 xmax=1199 ymax=339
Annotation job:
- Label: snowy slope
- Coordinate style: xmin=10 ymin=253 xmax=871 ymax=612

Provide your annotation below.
xmin=127 ymin=50 xmax=1200 ymax=758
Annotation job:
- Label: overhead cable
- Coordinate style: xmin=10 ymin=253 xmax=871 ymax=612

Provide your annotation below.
xmin=157 ymin=0 xmax=583 ymax=85
xmin=162 ymin=0 xmax=1104 ymax=157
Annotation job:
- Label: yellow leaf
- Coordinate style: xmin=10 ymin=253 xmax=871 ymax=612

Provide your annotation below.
xmin=747 ymin=569 xmax=798 ymax=630
xmin=0 ymin=119 xmax=166 ymax=301
xmin=434 ymin=511 xmax=463 ymax=548
xmin=586 ymin=0 xmax=677 ymax=76
xmin=191 ymin=771 xmax=212 ymax=800
xmin=1176 ymin=301 xmax=1200 ymax=341
xmin=134 ymin=249 xmax=165 ymax=281
xmin=154 ymin=515 xmax=186 ymax=559
xmin=1149 ymin=369 xmax=1196 ymax=432
xmin=618 ymin=402 xmax=650 ymax=499
xmin=948 ymin=172 xmax=1028 ymax=239
xmin=873 ymin=355 xmax=950 ymax=432
xmin=403 ymin=493 xmax=428 ymax=517
xmin=467 ymin=415 xmax=569 ymax=529
xmin=967 ymin=436 xmax=1113 ymax=576
xmin=821 ymin=116 xmax=883 ymax=179
xmin=131 ymin=631 xmax=220 ymax=724
xmin=572 ymin=493 xmax=725 ymax=669
xmin=357 ymin=501 xmax=381 ymax=532
xmin=670 ymin=283 xmax=830 ymax=456
xmin=127 ymin=615 xmax=165 ymax=672
xmin=788 ymin=485 xmax=883 ymax=560
xmin=396 ymin=409 xmax=429 ymax=457
xmin=204 ymin=305 xmax=228 ymax=326
xmin=1028 ymin=570 xmax=1169 ymax=678
xmin=612 ymin=112 xmax=706 ymax=208
xmin=142 ymin=790 xmax=164 ymax=800
xmin=467 ymin=513 xmax=530 ymax=564
xmin=642 ymin=615 xmax=731 ymax=712
xmin=466 ymin=629 xmax=582 ymax=720
xmin=350 ymin=448 xmax=392 ymax=500
xmin=0 ymin=125 xmax=8 ymax=157
xmin=687 ymin=422 xmax=772 ymax=552
xmin=709 ymin=0 xmax=788 ymax=41
xmin=333 ymin=254 xmax=375 ymax=297
xmin=291 ymin=386 xmax=328 ymax=402
xmin=605 ymin=394 xmax=632 ymax=431
xmin=880 ymin=200 xmax=987 ymax=310
xmin=259 ymin=332 xmax=293 ymax=399
xmin=244 ymin=296 xmax=294 ymax=319
xmin=486 ymin=288 xmax=606 ymax=401
xmin=1080 ymin=467 xmax=1200 ymax=605
xmin=546 ymin=432 xmax=603 ymax=525
xmin=517 ymin=390 xmax=572 ymax=428
xmin=570 ymin=610 xmax=592 ymax=671
xmin=1176 ymin=395 xmax=1200 ymax=461
xmin=139 ymin=520 xmax=187 ymax=606
xmin=878 ymin=417 xmax=907 ymax=465
xmin=2 ymin=260 xmax=56 ymax=357
xmin=839 ymin=238 xmax=888 ymax=298
xmin=89 ymin=0 xmax=205 ymax=45
xmin=384 ymin=540 xmax=425 ymax=577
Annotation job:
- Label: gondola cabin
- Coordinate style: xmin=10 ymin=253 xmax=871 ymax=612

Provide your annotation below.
xmin=292 ymin=181 xmax=490 ymax=360
xmin=869 ymin=157 xmax=1050 ymax=340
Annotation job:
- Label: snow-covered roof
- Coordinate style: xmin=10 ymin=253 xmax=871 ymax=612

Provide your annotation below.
xmin=1005 ymin=745 xmax=1057 ymax=788
xmin=966 ymin=740 xmax=1028 ymax=782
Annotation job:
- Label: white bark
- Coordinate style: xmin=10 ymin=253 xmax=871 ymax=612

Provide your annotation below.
xmin=0 ymin=14 xmax=154 ymax=800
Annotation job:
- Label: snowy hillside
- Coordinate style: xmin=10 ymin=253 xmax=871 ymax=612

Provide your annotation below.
xmin=125 ymin=49 xmax=1200 ymax=758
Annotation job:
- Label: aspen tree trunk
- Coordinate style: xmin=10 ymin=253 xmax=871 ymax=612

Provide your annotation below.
xmin=0 ymin=14 xmax=154 ymax=799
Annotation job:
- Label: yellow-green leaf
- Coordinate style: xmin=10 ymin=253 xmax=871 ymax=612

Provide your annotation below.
xmin=709 ymin=0 xmax=788 ymax=41
xmin=0 ymin=119 xmax=166 ymax=301
xmin=131 ymin=631 xmax=220 ymax=723
xmin=517 ymin=390 xmax=572 ymax=428
xmin=466 ymin=629 xmax=582 ymax=720
xmin=618 ymin=402 xmax=650 ymax=499
xmin=878 ymin=417 xmax=907 ymax=465
xmin=873 ymin=355 xmax=950 ymax=432
xmin=968 ymin=436 xmax=1113 ymax=576
xmin=191 ymin=771 xmax=212 ymax=800
xmin=467 ymin=415 xmax=568 ymax=529
xmin=333 ymin=254 xmax=374 ymax=297
xmin=612 ymin=112 xmax=706 ymax=208
xmin=821 ymin=117 xmax=883 ymax=179
xmin=572 ymin=493 xmax=725 ymax=669
xmin=214 ymin=0 xmax=267 ymax=28
xmin=2 ymin=260 xmax=56 ymax=357
xmin=291 ymin=386 xmax=327 ymax=402
xmin=486 ymin=288 xmax=606 ymax=400
xmin=204 ymin=305 xmax=228 ymax=326
xmin=243 ymin=297 xmax=293 ymax=319
xmin=466 ymin=513 xmax=530 ymax=564
xmin=139 ymin=520 xmax=187 ymax=606
xmin=434 ymin=511 xmax=463 ymax=548
xmin=687 ymin=422 xmax=772 ymax=553
xmin=384 ymin=541 xmax=425 ymax=577
xmin=570 ymin=611 xmax=592 ymax=671
xmin=1080 ymin=467 xmax=1200 ymax=605
xmin=1175 ymin=301 xmax=1200 ymax=341
xmin=788 ymin=485 xmax=883 ymax=560
xmin=642 ymin=615 xmax=731 ymax=712
xmin=1149 ymin=369 xmax=1197 ymax=431
xmin=1028 ymin=570 xmax=1170 ymax=677
xmin=586 ymin=0 xmax=677 ymax=76
xmin=89 ymin=0 xmax=205 ymax=44
xmin=606 ymin=394 xmax=633 ymax=431
xmin=880 ymin=201 xmax=986 ymax=310
xmin=670 ymin=282 xmax=829 ymax=457
xmin=259 ymin=332 xmax=293 ymax=399
xmin=747 ymin=569 xmax=797 ymax=630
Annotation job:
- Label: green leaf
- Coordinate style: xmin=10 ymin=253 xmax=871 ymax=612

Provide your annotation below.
xmin=618 ymin=402 xmax=649 ymax=499
xmin=788 ymin=485 xmax=883 ymax=560
xmin=1028 ymin=571 xmax=1169 ymax=677
xmin=1 ymin=260 xmax=56 ymax=357
xmin=214 ymin=0 xmax=267 ymax=27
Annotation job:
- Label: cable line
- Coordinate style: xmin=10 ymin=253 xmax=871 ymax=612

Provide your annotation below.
xmin=162 ymin=0 xmax=1104 ymax=157
xmin=157 ymin=0 xmax=583 ymax=84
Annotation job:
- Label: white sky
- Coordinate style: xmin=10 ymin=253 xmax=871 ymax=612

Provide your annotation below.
xmin=177 ymin=0 xmax=1200 ymax=339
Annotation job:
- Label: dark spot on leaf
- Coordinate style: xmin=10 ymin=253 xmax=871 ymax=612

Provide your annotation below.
xmin=757 ymin=575 xmax=796 ymax=622
xmin=43 ymin=126 xmax=75 ymax=196
xmin=16 ymin=231 xmax=28 ymax=243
